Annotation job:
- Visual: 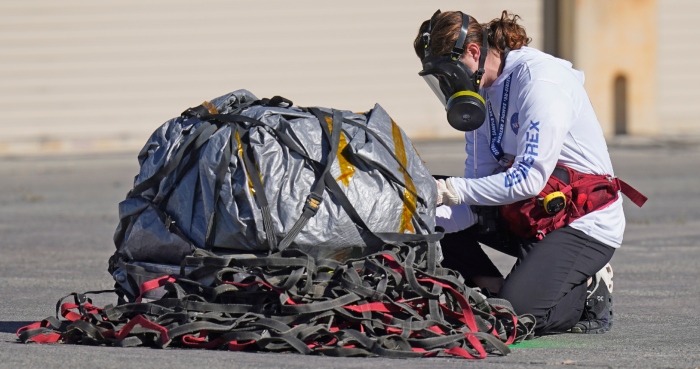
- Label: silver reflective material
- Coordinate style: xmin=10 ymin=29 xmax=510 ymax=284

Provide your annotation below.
xmin=422 ymin=75 xmax=447 ymax=107
xmin=115 ymin=90 xmax=437 ymax=262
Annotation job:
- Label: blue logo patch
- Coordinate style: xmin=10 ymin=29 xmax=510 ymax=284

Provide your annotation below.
xmin=510 ymin=113 xmax=519 ymax=134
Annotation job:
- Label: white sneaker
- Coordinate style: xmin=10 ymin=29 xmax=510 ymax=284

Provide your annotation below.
xmin=592 ymin=263 xmax=613 ymax=296
xmin=572 ymin=263 xmax=614 ymax=334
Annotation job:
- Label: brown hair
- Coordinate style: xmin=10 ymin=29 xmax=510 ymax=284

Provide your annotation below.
xmin=414 ymin=10 xmax=531 ymax=59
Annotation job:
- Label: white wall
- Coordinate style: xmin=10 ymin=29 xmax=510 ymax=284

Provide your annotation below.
xmin=657 ymin=0 xmax=700 ymax=135
xmin=0 ymin=0 xmax=541 ymax=154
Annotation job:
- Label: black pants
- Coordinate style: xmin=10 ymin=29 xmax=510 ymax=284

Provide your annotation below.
xmin=440 ymin=225 xmax=615 ymax=335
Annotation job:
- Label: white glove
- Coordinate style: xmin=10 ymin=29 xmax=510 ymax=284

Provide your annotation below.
xmin=435 ymin=178 xmax=462 ymax=207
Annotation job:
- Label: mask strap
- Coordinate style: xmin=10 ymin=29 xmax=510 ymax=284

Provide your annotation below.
xmin=474 ymin=25 xmax=489 ymax=87
xmin=451 ymin=12 xmax=470 ymax=60
xmin=422 ymin=9 xmax=442 ymax=58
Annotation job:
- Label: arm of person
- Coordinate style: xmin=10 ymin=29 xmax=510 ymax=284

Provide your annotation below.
xmin=435 ymin=203 xmax=477 ymax=233
xmin=434 ymin=121 xmax=491 ymax=233
xmin=448 ymin=80 xmax=575 ymax=205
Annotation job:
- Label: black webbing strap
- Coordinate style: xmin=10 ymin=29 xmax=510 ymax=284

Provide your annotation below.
xmin=339 ymin=118 xmax=413 ymax=183
xmin=129 ymin=122 xmax=217 ymax=200
xmin=204 ymin=128 xmax=234 ymax=247
xmin=20 ymin=246 xmax=535 ymax=358
xmin=297 ymin=109 xmax=441 ymax=248
xmin=182 ymin=104 xmax=212 ymax=119
xmin=276 ymin=109 xmax=342 ymax=251
xmin=339 ymin=117 xmax=427 ymax=208
xmin=114 ymin=121 xmax=219 ymax=248
xmin=155 ymin=110 xmax=441 ymax=253
xmin=323 ymin=169 xmax=442 ymax=245
xmin=200 ymin=113 xmax=323 ymax=251
xmin=233 ymin=124 xmax=278 ymax=251
xmin=259 ymin=95 xmax=294 ymax=108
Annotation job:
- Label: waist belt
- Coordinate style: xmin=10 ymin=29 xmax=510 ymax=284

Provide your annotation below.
xmin=501 ymin=165 xmax=647 ymax=239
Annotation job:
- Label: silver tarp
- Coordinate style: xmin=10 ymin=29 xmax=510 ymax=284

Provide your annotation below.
xmin=114 ymin=90 xmax=436 ymax=263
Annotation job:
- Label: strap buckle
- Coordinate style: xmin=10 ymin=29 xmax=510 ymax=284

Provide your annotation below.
xmin=182 ymin=104 xmax=211 ymax=119
xmin=304 ymin=193 xmax=323 ymax=215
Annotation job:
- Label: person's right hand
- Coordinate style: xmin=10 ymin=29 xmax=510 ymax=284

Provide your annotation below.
xmin=436 ymin=178 xmax=461 ymax=207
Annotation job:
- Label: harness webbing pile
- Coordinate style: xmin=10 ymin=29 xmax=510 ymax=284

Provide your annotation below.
xmin=18 ymin=245 xmax=535 ymax=359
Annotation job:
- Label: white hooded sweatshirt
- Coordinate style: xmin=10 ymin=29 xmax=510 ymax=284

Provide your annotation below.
xmin=436 ymin=47 xmax=625 ymax=248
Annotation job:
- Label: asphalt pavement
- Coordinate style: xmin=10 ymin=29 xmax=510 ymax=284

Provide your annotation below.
xmin=1 ymin=139 xmax=699 ymax=369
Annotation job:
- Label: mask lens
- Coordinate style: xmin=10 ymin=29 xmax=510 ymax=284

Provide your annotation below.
xmin=422 ymin=75 xmax=447 ymax=107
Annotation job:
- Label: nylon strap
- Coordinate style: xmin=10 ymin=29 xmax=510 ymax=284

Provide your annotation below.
xmin=615 ymin=178 xmax=648 ymax=207
xmin=20 ymin=247 xmax=535 ymax=358
xmin=87 ymin=102 xmax=538 ymax=358
xmin=277 ymin=108 xmax=342 ymax=251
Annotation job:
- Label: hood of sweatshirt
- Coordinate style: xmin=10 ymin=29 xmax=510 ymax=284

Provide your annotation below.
xmin=485 ymin=46 xmax=585 ymax=90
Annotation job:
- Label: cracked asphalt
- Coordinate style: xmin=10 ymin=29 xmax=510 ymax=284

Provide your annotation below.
xmin=1 ymin=139 xmax=699 ymax=369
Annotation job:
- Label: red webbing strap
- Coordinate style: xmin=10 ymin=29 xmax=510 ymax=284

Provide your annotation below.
xmin=226 ymin=280 xmax=296 ymax=305
xmin=417 ymin=278 xmax=478 ymax=332
xmin=228 ymin=340 xmax=255 ymax=351
xmin=17 ymin=321 xmax=45 ymax=336
xmin=378 ymin=254 xmax=405 ymax=274
xmin=493 ymin=312 xmax=518 ymax=345
xmin=136 ymin=275 xmax=178 ymax=303
xmin=109 ymin=315 xmax=170 ymax=346
xmin=182 ymin=335 xmax=224 ymax=349
xmin=615 ymin=178 xmax=648 ymax=207
xmin=426 ymin=325 xmax=445 ymax=335
xmin=417 ymin=277 xmax=488 ymax=359
xmin=60 ymin=302 xmax=101 ymax=322
xmin=16 ymin=321 xmax=62 ymax=344
xmin=19 ymin=246 xmax=535 ymax=358
xmin=343 ymin=302 xmax=401 ymax=314
xmin=505 ymin=314 xmax=518 ymax=345
xmin=445 ymin=346 xmax=479 ymax=360
xmin=25 ymin=332 xmax=62 ymax=343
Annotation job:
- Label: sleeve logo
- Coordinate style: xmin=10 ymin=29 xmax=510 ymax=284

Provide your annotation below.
xmin=505 ymin=120 xmax=539 ymax=188
xmin=510 ymin=112 xmax=519 ymax=134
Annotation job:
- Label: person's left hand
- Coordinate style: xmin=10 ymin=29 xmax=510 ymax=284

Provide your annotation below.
xmin=435 ymin=178 xmax=461 ymax=207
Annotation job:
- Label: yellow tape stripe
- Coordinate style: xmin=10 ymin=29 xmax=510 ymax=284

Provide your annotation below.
xmin=325 ymin=116 xmax=356 ymax=187
xmin=234 ymin=130 xmax=256 ymax=195
xmin=202 ymin=101 xmax=219 ymax=114
xmin=391 ymin=119 xmax=417 ymax=234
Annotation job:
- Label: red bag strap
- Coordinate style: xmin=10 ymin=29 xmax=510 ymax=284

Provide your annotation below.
xmin=614 ymin=178 xmax=648 ymax=207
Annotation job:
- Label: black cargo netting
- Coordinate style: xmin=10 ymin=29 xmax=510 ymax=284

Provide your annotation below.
xmin=19 ymin=245 xmax=535 ymax=359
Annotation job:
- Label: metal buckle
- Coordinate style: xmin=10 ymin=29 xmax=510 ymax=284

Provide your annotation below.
xmin=303 ymin=193 xmax=323 ymax=215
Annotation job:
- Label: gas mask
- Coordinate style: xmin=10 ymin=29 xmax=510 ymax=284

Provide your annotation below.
xmin=418 ymin=11 xmax=489 ymax=132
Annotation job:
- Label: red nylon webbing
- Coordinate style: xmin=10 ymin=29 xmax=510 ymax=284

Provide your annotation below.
xmin=343 ymin=302 xmax=399 ymax=313
xmin=28 ymin=332 xmax=62 ymax=343
xmin=445 ymin=345 xmax=479 ymax=360
xmin=182 ymin=335 xmax=224 ymax=349
xmin=417 ymin=278 xmax=478 ymax=332
xmin=227 ymin=340 xmax=255 ymax=351
xmin=617 ymin=178 xmax=648 ymax=207
xmin=17 ymin=321 xmax=44 ymax=335
xmin=136 ymin=276 xmax=178 ymax=303
xmin=226 ymin=280 xmax=296 ymax=305
xmin=60 ymin=302 xmax=101 ymax=322
xmin=17 ymin=321 xmax=62 ymax=344
xmin=112 ymin=315 xmax=170 ymax=346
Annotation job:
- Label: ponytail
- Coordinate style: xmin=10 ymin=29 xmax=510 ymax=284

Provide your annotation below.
xmin=486 ymin=11 xmax=531 ymax=54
